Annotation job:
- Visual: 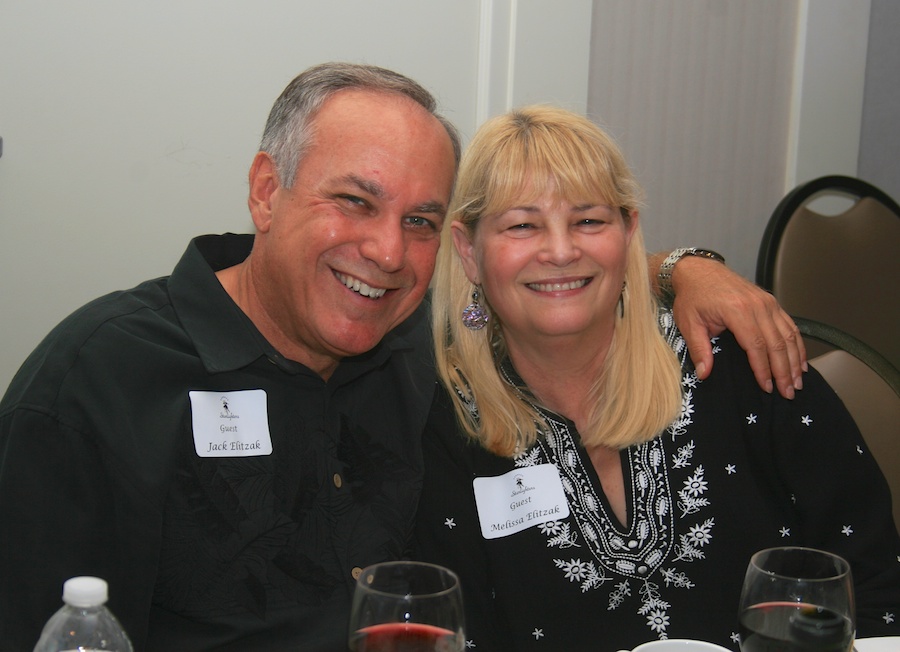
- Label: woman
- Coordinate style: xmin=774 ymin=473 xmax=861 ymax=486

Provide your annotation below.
xmin=414 ymin=106 xmax=900 ymax=651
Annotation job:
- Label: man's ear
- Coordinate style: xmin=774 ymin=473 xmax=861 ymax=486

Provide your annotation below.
xmin=248 ymin=152 xmax=280 ymax=233
xmin=451 ymin=222 xmax=480 ymax=284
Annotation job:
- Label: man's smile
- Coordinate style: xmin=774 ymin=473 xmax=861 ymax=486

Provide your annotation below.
xmin=336 ymin=271 xmax=388 ymax=299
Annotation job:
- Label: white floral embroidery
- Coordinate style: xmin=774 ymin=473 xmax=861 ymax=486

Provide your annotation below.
xmin=746 ymin=414 xmax=758 ymax=424
xmin=683 ymin=468 xmax=708 ymax=497
xmin=661 ymin=311 xmax=685 ymax=357
xmin=674 ymin=518 xmax=714 ymax=562
xmin=515 ymin=447 xmax=542 ymax=468
xmin=656 ymin=497 xmax=669 ymax=517
xmin=687 ymin=519 xmax=714 ymax=547
xmin=609 ymin=581 xmax=632 ymax=610
xmin=637 ymin=582 xmax=668 ymax=615
xmin=540 ymin=521 xmax=562 ymax=536
xmin=884 ymin=612 xmax=895 ymax=624
xmin=646 ymin=609 xmax=670 ymax=635
xmin=678 ymin=466 xmax=711 ymax=516
xmin=660 ymin=567 xmax=695 ymax=588
xmin=668 ymin=388 xmax=695 ymax=438
xmin=672 ymin=441 xmax=695 ymax=469
xmin=801 ymin=415 xmax=813 ymax=426
xmin=553 ymin=557 xmax=610 ymax=593
xmin=547 ymin=522 xmax=580 ymax=548
xmin=559 ymin=558 xmax=588 ymax=582
xmin=527 ymin=314 xmax=714 ymax=641
xmin=444 ymin=518 xmax=456 ymax=529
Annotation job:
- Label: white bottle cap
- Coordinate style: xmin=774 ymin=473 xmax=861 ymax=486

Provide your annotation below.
xmin=62 ymin=576 xmax=109 ymax=607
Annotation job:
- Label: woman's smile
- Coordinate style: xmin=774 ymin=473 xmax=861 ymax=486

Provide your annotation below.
xmin=526 ymin=277 xmax=592 ymax=293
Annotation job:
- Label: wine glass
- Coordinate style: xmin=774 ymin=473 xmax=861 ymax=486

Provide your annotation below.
xmin=738 ymin=546 xmax=855 ymax=652
xmin=348 ymin=561 xmax=465 ymax=652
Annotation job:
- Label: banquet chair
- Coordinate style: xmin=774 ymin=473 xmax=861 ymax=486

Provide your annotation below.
xmin=756 ymin=175 xmax=900 ymax=370
xmin=796 ymin=317 xmax=900 ymax=534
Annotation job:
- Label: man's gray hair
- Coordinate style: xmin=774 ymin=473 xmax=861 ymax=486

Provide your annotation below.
xmin=260 ymin=62 xmax=461 ymax=187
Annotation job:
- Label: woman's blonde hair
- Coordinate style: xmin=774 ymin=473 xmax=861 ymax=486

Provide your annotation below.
xmin=432 ymin=105 xmax=683 ymax=457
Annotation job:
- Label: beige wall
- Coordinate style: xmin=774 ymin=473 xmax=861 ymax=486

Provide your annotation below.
xmin=0 ymin=1 xmax=877 ymax=392
xmin=859 ymin=0 xmax=900 ymax=200
xmin=588 ymin=0 xmax=871 ymax=280
xmin=0 ymin=0 xmax=592 ymax=392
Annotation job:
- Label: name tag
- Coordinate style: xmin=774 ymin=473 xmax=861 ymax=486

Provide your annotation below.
xmin=189 ymin=390 xmax=273 ymax=457
xmin=473 ymin=464 xmax=570 ymax=540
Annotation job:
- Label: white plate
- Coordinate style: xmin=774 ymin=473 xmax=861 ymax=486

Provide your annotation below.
xmin=855 ymin=637 xmax=900 ymax=652
xmin=625 ymin=641 xmax=731 ymax=652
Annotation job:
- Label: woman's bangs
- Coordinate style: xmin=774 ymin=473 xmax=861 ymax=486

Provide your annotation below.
xmin=538 ymin=129 xmax=623 ymax=207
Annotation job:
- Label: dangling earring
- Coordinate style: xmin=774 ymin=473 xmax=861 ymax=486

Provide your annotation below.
xmin=618 ymin=281 xmax=627 ymax=319
xmin=461 ymin=286 xmax=490 ymax=330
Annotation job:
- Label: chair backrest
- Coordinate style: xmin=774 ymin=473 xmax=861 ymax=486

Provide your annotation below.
xmin=797 ymin=317 xmax=900 ymax=534
xmin=756 ymin=175 xmax=900 ymax=370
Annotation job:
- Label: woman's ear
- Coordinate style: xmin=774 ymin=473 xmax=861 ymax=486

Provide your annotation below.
xmin=625 ymin=209 xmax=640 ymax=245
xmin=451 ymin=222 xmax=480 ymax=284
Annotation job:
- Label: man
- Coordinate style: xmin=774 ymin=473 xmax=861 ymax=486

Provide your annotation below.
xmin=0 ymin=63 xmax=804 ymax=651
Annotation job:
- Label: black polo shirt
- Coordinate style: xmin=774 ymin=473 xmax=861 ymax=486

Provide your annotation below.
xmin=0 ymin=234 xmax=436 ymax=651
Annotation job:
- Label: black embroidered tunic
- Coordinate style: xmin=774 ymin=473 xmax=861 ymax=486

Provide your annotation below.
xmin=414 ymin=312 xmax=900 ymax=651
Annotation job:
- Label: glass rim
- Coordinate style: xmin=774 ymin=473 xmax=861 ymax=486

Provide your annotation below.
xmin=356 ymin=560 xmax=461 ymax=600
xmin=749 ymin=546 xmax=851 ymax=581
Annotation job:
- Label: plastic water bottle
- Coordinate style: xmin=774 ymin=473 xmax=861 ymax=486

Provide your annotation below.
xmin=33 ymin=576 xmax=134 ymax=652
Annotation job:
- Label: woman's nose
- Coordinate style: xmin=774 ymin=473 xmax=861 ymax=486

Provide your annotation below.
xmin=538 ymin=229 xmax=579 ymax=265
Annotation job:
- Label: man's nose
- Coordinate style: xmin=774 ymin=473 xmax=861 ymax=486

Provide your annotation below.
xmin=359 ymin=218 xmax=405 ymax=272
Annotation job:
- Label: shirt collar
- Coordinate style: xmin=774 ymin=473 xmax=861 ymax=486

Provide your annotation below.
xmin=168 ymin=234 xmax=270 ymax=374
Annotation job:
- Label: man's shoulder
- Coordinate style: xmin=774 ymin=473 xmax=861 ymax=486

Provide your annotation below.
xmin=49 ymin=275 xmax=176 ymax=349
xmin=1 ymin=276 xmax=180 ymax=411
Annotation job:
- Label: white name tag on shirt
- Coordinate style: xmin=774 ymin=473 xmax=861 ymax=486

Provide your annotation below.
xmin=473 ymin=464 xmax=570 ymax=540
xmin=189 ymin=390 xmax=273 ymax=457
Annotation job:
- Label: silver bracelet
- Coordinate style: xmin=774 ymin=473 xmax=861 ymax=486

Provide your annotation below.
xmin=658 ymin=247 xmax=726 ymax=303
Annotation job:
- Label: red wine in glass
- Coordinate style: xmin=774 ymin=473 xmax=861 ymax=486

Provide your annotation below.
xmin=348 ymin=562 xmax=464 ymax=652
xmin=351 ymin=622 xmax=461 ymax=652
xmin=739 ymin=601 xmax=854 ymax=652
xmin=738 ymin=548 xmax=855 ymax=652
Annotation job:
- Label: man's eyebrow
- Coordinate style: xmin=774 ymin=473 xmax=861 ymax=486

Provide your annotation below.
xmin=340 ymin=174 xmax=447 ymax=216
xmin=341 ymin=174 xmax=386 ymax=199
xmin=413 ymin=200 xmax=447 ymax=216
